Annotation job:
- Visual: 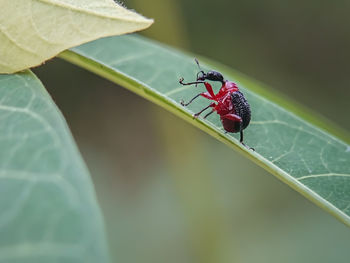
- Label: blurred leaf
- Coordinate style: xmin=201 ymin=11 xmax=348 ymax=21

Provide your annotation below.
xmin=0 ymin=72 xmax=109 ymax=262
xmin=0 ymin=0 xmax=153 ymax=73
xmin=60 ymin=34 xmax=350 ymax=226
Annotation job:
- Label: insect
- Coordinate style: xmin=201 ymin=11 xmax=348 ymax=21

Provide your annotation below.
xmin=179 ymin=59 xmax=253 ymax=149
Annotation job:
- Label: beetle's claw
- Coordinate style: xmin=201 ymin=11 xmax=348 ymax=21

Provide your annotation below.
xmin=241 ymin=142 xmax=255 ymax=151
xmin=179 ymin=77 xmax=184 ymax=84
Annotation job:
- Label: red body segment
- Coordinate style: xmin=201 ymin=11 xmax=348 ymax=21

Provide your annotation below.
xmin=199 ymin=81 xmax=242 ymax=133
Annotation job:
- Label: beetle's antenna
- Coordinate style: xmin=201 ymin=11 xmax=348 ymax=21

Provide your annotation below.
xmin=195 ymin=58 xmax=204 ymax=73
xmin=195 ymin=58 xmax=205 ymax=86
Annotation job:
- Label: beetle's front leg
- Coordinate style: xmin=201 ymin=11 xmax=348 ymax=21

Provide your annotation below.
xmin=179 ymin=78 xmax=205 ymax=86
xmin=179 ymin=78 xmax=216 ymax=99
xmin=203 ymin=82 xmax=216 ymax=98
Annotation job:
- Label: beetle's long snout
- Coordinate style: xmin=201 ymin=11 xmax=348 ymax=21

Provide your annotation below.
xmin=196 ymin=71 xmax=205 ymax=81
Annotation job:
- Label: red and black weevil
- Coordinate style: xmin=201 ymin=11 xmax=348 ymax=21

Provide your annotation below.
xmin=179 ymin=59 xmax=253 ymax=150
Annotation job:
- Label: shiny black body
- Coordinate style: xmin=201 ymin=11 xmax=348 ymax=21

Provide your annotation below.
xmin=231 ymin=91 xmax=251 ymax=132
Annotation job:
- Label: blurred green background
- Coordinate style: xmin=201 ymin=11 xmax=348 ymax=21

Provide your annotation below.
xmin=34 ymin=0 xmax=350 ymax=262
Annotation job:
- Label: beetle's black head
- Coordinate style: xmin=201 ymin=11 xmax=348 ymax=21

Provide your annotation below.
xmin=195 ymin=58 xmax=225 ymax=84
xmin=196 ymin=70 xmax=224 ymax=83
xmin=206 ymin=71 xmax=224 ymax=83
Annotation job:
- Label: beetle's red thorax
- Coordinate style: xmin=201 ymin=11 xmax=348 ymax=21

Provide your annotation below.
xmin=216 ymin=81 xmax=239 ymax=98
xmin=214 ymin=81 xmax=239 ymax=115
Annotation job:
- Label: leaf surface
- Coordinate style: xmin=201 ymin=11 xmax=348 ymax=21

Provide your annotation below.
xmin=0 ymin=72 xmax=109 ymax=262
xmin=0 ymin=0 xmax=153 ymax=73
xmin=60 ymin=35 xmax=350 ymax=226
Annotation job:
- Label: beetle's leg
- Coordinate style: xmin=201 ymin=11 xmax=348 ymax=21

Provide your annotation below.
xmin=180 ymin=93 xmax=201 ymax=106
xmin=179 ymin=78 xmax=216 ymax=99
xmin=194 ymin=103 xmax=216 ymax=118
xmin=179 ymin=78 xmax=205 ymax=86
xmin=203 ymin=109 xmax=214 ymax=119
xmin=239 ymin=131 xmax=244 ymax=143
xmin=221 ymin=113 xmax=242 ymax=122
xmin=203 ymin=82 xmax=216 ymax=98
xmin=180 ymin=92 xmax=214 ymax=106
xmin=239 ymin=131 xmax=255 ymax=151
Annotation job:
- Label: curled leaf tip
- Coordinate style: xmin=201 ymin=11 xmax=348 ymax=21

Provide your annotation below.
xmin=0 ymin=0 xmax=154 ymax=74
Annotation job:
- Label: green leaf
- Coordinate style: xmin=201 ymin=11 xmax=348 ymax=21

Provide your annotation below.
xmin=60 ymin=34 xmax=350 ymax=226
xmin=0 ymin=0 xmax=153 ymax=74
xmin=0 ymin=72 xmax=109 ymax=262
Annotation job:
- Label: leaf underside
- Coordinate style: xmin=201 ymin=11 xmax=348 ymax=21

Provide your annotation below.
xmin=0 ymin=72 xmax=109 ymax=262
xmin=0 ymin=0 xmax=153 ymax=73
xmin=60 ymin=34 xmax=350 ymax=226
